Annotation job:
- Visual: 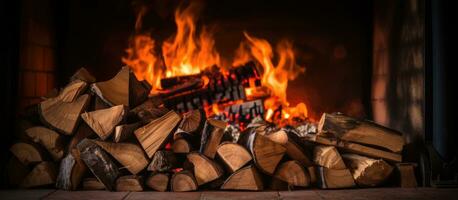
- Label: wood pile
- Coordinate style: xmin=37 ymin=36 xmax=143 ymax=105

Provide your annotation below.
xmin=6 ymin=67 xmax=411 ymax=191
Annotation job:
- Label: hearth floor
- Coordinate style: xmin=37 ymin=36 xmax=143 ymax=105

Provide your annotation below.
xmin=0 ymin=188 xmax=457 ymax=200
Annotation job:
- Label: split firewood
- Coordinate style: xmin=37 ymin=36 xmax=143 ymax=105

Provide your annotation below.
xmin=221 ymin=165 xmax=263 ymax=191
xmin=77 ymin=139 xmax=119 ymax=191
xmin=134 ymin=110 xmax=182 ymax=158
xmin=170 ymin=170 xmax=198 ymax=192
xmin=273 ymin=160 xmax=311 ymax=187
xmin=92 ymin=140 xmax=148 ymax=175
xmin=58 ymin=80 xmax=88 ymax=103
xmin=113 ymin=123 xmax=140 ymax=143
xmin=172 ymin=138 xmax=192 ymax=154
xmin=115 ymin=175 xmax=144 ymax=192
xmin=313 ymin=145 xmax=346 ymax=169
xmin=172 ymin=131 xmax=200 ymax=154
xmin=146 ymin=172 xmax=169 ymax=191
xmin=129 ymin=100 xmax=169 ymax=124
xmin=307 ymin=166 xmax=317 ymax=185
xmin=396 ymin=163 xmax=417 ymax=188
xmin=200 ymin=118 xmax=228 ymax=159
xmin=304 ymin=134 xmax=402 ymax=162
xmin=178 ymin=109 xmax=206 ymax=134
xmin=10 ymin=142 xmax=46 ymax=166
xmin=341 ymin=154 xmax=393 ymax=187
xmin=148 ymin=150 xmax=178 ymax=172
xmin=90 ymin=67 xmax=150 ymax=107
xmin=20 ymin=162 xmax=57 ymax=188
xmin=317 ymin=167 xmax=356 ymax=189
xmin=39 ymin=93 xmax=90 ymax=135
xmin=318 ymin=113 xmax=405 ymax=153
xmin=82 ymin=178 xmax=105 ymax=190
xmin=68 ymin=122 xmax=95 ymax=151
xmin=5 ymin=156 xmax=29 ymax=187
xmin=25 ymin=126 xmax=65 ymax=161
xmin=81 ymin=105 xmax=126 ymax=140
xmin=238 ymin=131 xmax=286 ymax=175
xmin=216 ymin=142 xmax=252 ymax=173
xmin=186 ymin=152 xmax=223 ymax=185
xmin=56 ymin=149 xmax=87 ymax=190
xmin=262 ymin=129 xmax=313 ymax=166
xmin=71 ymin=67 xmax=96 ymax=83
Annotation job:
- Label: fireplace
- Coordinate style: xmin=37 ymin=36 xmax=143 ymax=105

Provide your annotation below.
xmin=2 ymin=0 xmax=457 ymax=192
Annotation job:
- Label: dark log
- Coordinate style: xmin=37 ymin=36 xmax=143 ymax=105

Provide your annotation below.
xmin=114 ymin=123 xmax=140 ymax=143
xmin=200 ymin=119 xmax=227 ymax=159
xmin=148 ymin=150 xmax=178 ymax=172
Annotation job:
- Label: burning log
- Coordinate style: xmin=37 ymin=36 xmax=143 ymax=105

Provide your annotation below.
xmin=77 ymin=139 xmax=119 ymax=191
xmin=221 ymin=165 xmax=263 ymax=191
xmin=186 ymin=152 xmax=223 ymax=185
xmin=171 ymin=170 xmax=198 ymax=192
xmin=178 ymin=109 xmax=206 ymax=134
xmin=56 ymin=149 xmax=87 ymax=190
xmin=134 ymin=110 xmax=182 ymax=158
xmin=313 ymin=145 xmax=347 ymax=169
xmin=216 ymin=142 xmax=252 ymax=173
xmin=10 ymin=142 xmax=46 ymax=166
xmin=25 ymin=126 xmax=65 ymax=161
xmin=342 ymin=154 xmax=394 ymax=187
xmin=81 ymin=105 xmax=127 ymax=140
xmin=115 ymin=175 xmax=143 ymax=192
xmin=238 ymin=131 xmax=286 ymax=175
xmin=92 ymin=140 xmax=148 ymax=175
xmin=148 ymin=150 xmax=178 ymax=172
xmin=317 ymin=167 xmax=356 ymax=189
xmin=200 ymin=118 xmax=227 ymax=159
xmin=146 ymin=172 xmax=169 ymax=191
xmin=90 ymin=67 xmax=150 ymax=108
xmin=318 ymin=113 xmax=405 ymax=153
xmin=223 ymin=99 xmax=264 ymax=125
xmin=82 ymin=178 xmax=105 ymax=190
xmin=113 ymin=123 xmax=140 ymax=143
xmin=273 ymin=160 xmax=311 ymax=188
xmin=20 ymin=162 xmax=57 ymax=188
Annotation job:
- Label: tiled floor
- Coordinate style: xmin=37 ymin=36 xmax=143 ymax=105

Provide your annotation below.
xmin=0 ymin=188 xmax=457 ymax=200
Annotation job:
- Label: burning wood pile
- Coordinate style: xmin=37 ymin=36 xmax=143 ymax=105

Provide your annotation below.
xmin=8 ymin=66 xmax=412 ymax=191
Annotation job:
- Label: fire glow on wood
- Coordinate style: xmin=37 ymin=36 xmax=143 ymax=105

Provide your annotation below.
xmin=121 ymin=2 xmax=308 ymax=123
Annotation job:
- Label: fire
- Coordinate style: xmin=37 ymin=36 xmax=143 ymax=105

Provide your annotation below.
xmin=123 ymin=2 xmax=308 ymax=122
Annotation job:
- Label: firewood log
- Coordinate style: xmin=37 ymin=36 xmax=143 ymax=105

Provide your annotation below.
xmin=134 ymin=111 xmax=182 ymax=158
xmin=216 ymin=142 xmax=252 ymax=173
xmin=77 ymin=139 xmax=119 ymax=191
xmin=90 ymin=66 xmax=150 ymax=107
xmin=304 ymin=134 xmax=402 ymax=162
xmin=39 ymin=93 xmax=90 ymax=135
xmin=200 ymin=118 xmax=227 ymax=159
xmin=170 ymin=170 xmax=198 ymax=192
xmin=81 ymin=105 xmax=127 ymax=140
xmin=148 ymin=150 xmax=178 ymax=172
xmin=71 ymin=67 xmax=96 ymax=83
xmin=172 ymin=131 xmax=200 ymax=154
xmin=307 ymin=166 xmax=317 ymax=185
xmin=313 ymin=145 xmax=347 ymax=169
xmin=5 ymin=156 xmax=29 ymax=187
xmin=178 ymin=109 xmax=206 ymax=134
xmin=172 ymin=138 xmax=192 ymax=154
xmin=58 ymin=80 xmax=88 ymax=103
xmin=20 ymin=162 xmax=57 ymax=188
xmin=10 ymin=142 xmax=46 ymax=166
xmin=129 ymin=100 xmax=169 ymax=124
xmin=186 ymin=152 xmax=223 ymax=185
xmin=238 ymin=130 xmax=286 ymax=175
xmin=68 ymin=122 xmax=95 ymax=151
xmin=115 ymin=175 xmax=143 ymax=192
xmin=56 ymin=149 xmax=87 ymax=190
xmin=146 ymin=172 xmax=169 ymax=191
xmin=341 ymin=154 xmax=393 ymax=187
xmin=25 ymin=126 xmax=65 ymax=161
xmin=82 ymin=178 xmax=105 ymax=190
xmin=318 ymin=113 xmax=405 ymax=153
xmin=113 ymin=123 xmax=140 ymax=143
xmin=273 ymin=160 xmax=311 ymax=187
xmin=221 ymin=165 xmax=263 ymax=191
xmin=395 ymin=163 xmax=417 ymax=187
xmin=92 ymin=140 xmax=148 ymax=175
xmin=317 ymin=166 xmax=356 ymax=189
xmin=261 ymin=130 xmax=313 ymax=166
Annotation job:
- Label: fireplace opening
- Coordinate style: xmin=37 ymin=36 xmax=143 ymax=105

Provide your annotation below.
xmin=2 ymin=0 xmax=457 ymax=193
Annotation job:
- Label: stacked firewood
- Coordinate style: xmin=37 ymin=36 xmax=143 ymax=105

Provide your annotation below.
xmin=7 ymin=67 xmax=415 ymax=191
